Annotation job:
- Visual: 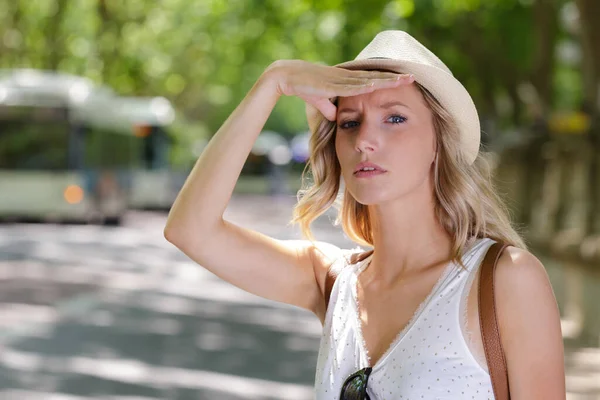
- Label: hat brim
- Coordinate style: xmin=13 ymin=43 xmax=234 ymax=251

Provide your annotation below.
xmin=305 ymin=58 xmax=480 ymax=165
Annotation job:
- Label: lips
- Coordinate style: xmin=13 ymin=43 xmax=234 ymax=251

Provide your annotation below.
xmin=353 ymin=161 xmax=387 ymax=174
xmin=354 ymin=169 xmax=386 ymax=178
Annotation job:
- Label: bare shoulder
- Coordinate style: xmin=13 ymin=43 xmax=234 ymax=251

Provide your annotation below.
xmin=494 ymin=247 xmax=558 ymax=321
xmin=494 ymin=246 xmax=566 ymax=398
xmin=494 ymin=246 xmax=555 ymax=301
xmin=494 ymin=246 xmax=559 ymax=339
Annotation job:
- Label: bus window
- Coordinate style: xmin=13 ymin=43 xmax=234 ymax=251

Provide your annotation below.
xmin=141 ymin=126 xmax=169 ymax=170
xmin=0 ymin=105 xmax=70 ymax=170
xmin=83 ymin=127 xmax=140 ymax=169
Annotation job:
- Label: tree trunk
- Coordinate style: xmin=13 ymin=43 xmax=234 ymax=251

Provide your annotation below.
xmin=530 ymin=0 xmax=559 ymax=117
xmin=575 ymin=0 xmax=600 ymax=113
xmin=575 ymin=0 xmax=600 ymax=234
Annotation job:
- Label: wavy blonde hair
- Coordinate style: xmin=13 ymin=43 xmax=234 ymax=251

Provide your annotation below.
xmin=290 ymin=81 xmax=527 ymax=269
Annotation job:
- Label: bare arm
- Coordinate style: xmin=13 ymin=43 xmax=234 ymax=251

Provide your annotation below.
xmin=164 ymin=60 xmax=412 ymax=319
xmin=496 ymin=247 xmax=566 ymax=399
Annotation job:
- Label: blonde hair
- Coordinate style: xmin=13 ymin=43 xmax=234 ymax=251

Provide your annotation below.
xmin=290 ymin=81 xmax=527 ymax=269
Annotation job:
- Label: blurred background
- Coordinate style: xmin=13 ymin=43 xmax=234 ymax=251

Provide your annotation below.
xmin=0 ymin=0 xmax=599 ymax=398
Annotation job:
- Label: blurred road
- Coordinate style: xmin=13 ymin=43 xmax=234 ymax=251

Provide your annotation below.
xmin=0 ymin=194 xmax=598 ymax=399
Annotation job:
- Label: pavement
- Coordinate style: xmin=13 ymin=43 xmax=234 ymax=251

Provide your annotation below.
xmin=0 ymin=194 xmax=597 ymax=399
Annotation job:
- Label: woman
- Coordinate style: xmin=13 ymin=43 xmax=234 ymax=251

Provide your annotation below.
xmin=165 ymin=31 xmax=565 ymax=399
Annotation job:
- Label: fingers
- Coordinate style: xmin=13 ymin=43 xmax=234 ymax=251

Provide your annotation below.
xmin=336 ymin=72 xmax=413 ymax=86
xmin=298 ymin=68 xmax=416 ymax=124
xmin=330 ymin=73 xmax=414 ymax=97
xmin=342 ymin=69 xmax=412 ymax=81
xmin=312 ymin=98 xmax=337 ymax=121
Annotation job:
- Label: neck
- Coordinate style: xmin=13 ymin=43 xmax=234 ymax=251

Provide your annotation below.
xmin=362 ymin=181 xmax=453 ymax=288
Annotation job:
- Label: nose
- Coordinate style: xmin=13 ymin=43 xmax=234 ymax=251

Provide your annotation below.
xmin=354 ymin=123 xmax=378 ymax=153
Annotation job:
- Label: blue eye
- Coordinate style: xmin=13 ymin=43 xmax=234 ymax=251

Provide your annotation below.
xmin=338 ymin=115 xmax=407 ymax=130
xmin=388 ymin=115 xmax=407 ymax=124
xmin=338 ymin=120 xmax=359 ymax=130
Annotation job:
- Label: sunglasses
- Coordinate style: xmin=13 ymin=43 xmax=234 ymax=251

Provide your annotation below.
xmin=340 ymin=367 xmax=373 ymax=400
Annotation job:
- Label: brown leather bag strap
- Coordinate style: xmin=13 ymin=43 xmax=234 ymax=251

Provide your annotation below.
xmin=324 ymin=249 xmax=374 ymax=307
xmin=478 ymin=241 xmax=511 ymax=400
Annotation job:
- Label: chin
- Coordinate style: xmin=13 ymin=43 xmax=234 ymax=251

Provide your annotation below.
xmin=345 ymin=185 xmax=395 ymax=206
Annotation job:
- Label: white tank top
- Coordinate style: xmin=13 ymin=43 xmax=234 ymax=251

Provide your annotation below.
xmin=314 ymin=237 xmax=497 ymax=399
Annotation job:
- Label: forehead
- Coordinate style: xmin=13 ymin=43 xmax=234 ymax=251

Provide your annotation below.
xmin=337 ymin=83 xmax=425 ymax=110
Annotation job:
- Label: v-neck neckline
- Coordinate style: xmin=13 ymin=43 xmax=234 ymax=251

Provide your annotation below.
xmin=350 ymin=249 xmax=462 ymax=371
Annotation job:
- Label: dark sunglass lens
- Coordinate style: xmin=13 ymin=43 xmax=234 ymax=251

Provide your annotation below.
xmin=340 ymin=368 xmax=372 ymax=400
xmin=341 ymin=380 xmax=365 ymax=399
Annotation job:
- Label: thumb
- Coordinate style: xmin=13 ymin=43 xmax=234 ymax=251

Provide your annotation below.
xmin=309 ymin=97 xmax=337 ymax=122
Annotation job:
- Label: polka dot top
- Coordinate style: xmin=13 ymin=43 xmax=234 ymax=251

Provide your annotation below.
xmin=314 ymin=237 xmax=497 ymax=399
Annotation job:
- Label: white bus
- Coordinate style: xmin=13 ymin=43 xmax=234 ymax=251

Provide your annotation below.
xmin=116 ymin=96 xmax=180 ymax=211
xmin=0 ymin=69 xmax=141 ymax=225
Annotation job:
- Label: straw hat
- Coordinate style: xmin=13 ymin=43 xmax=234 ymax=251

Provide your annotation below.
xmin=305 ymin=30 xmax=481 ymax=165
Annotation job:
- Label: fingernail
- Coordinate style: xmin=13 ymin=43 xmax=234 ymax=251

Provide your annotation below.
xmin=396 ymin=74 xmax=413 ymax=81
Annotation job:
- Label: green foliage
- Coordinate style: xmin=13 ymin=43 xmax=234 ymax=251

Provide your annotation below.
xmin=1 ymin=0 xmax=593 ymax=165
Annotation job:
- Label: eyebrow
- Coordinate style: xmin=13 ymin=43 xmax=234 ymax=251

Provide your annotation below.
xmin=338 ymin=101 xmax=410 ymax=115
